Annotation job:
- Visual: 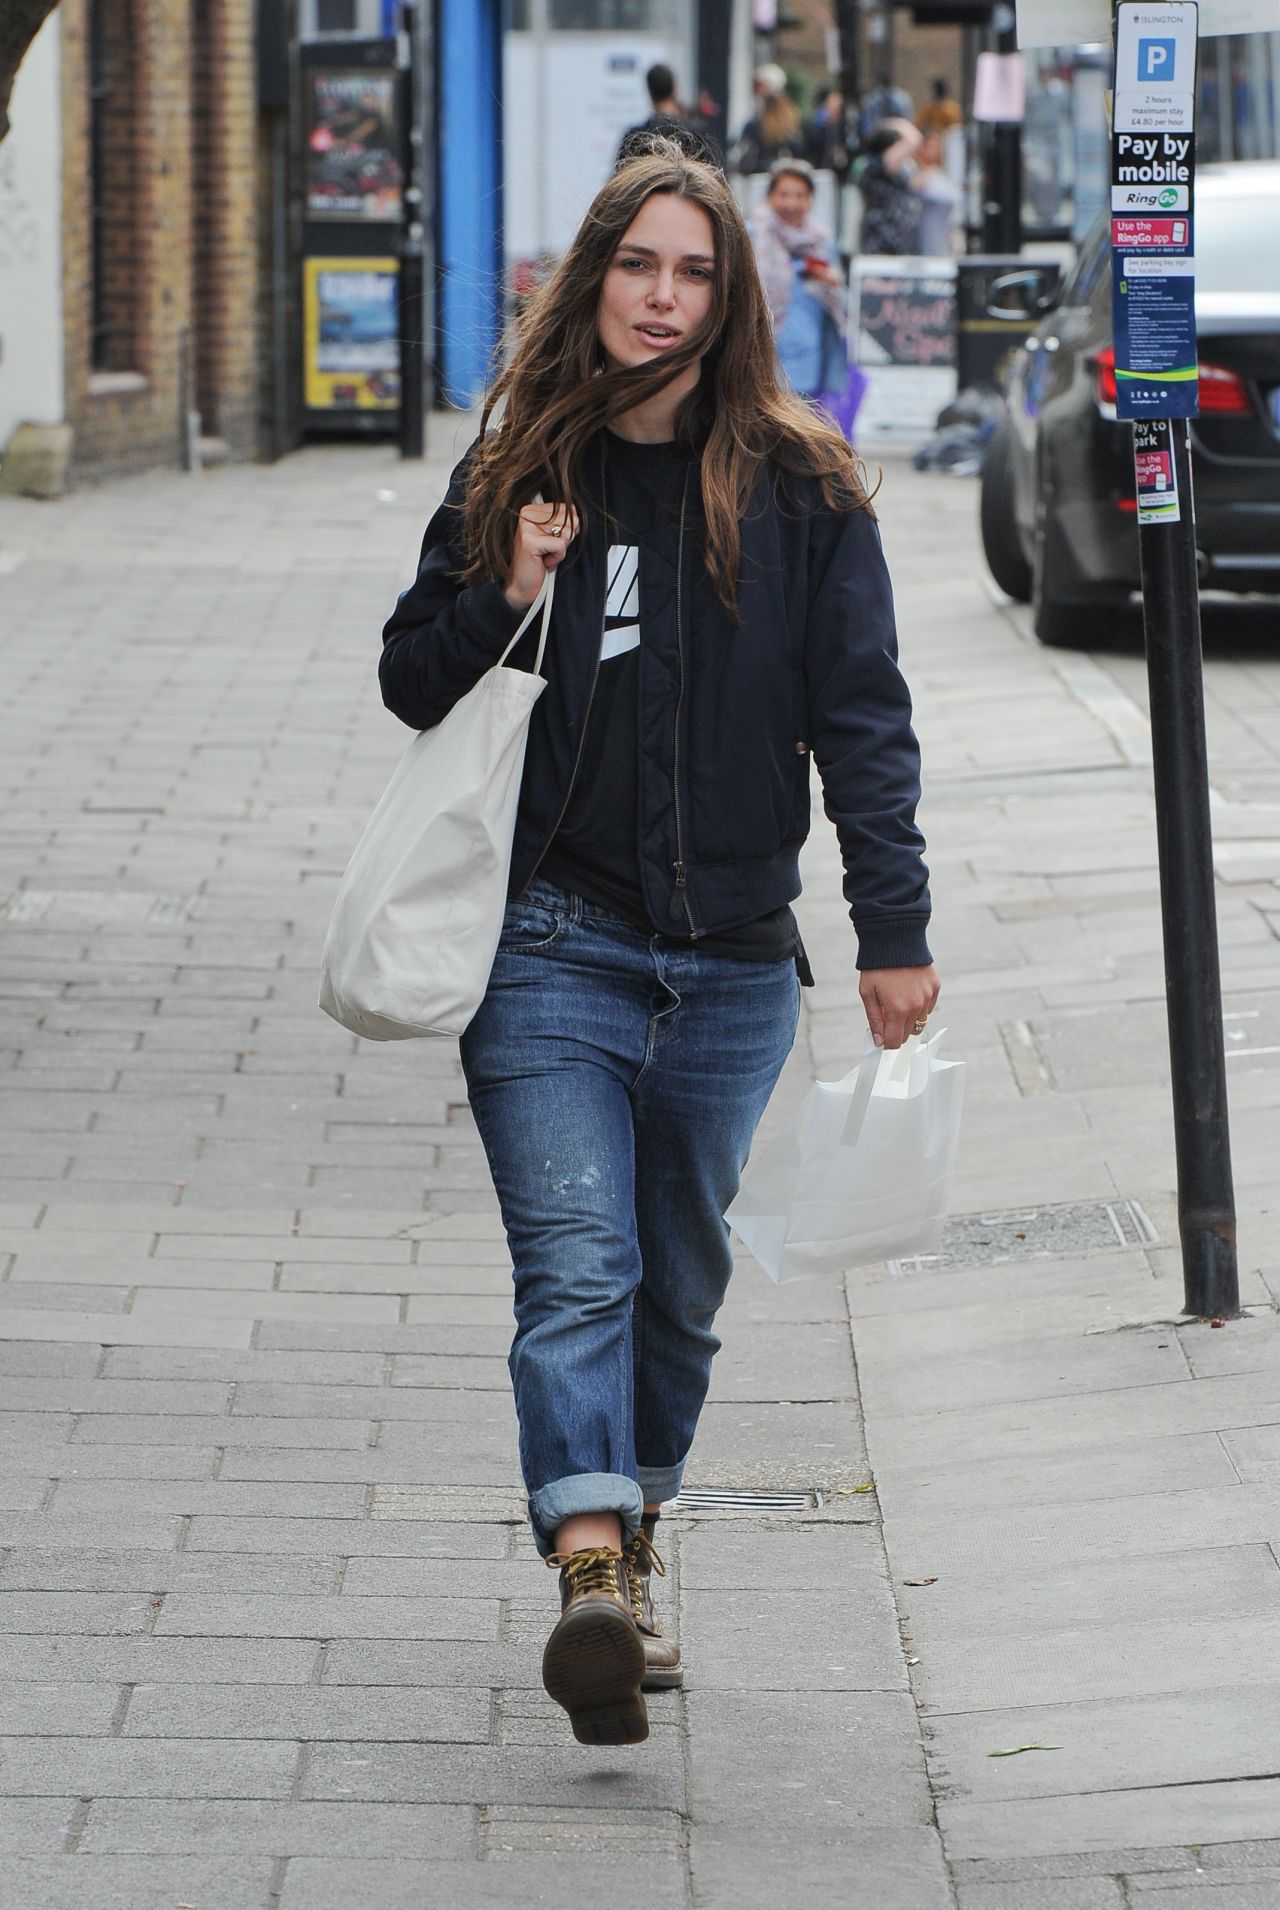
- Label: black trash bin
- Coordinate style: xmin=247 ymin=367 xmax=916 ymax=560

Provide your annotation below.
xmin=955 ymin=255 xmax=1063 ymax=395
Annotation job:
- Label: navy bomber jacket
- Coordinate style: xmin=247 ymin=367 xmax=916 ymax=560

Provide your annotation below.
xmin=379 ymin=437 xmax=932 ymax=973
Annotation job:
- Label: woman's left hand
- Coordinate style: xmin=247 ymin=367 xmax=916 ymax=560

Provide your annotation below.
xmin=859 ymin=965 xmax=941 ymax=1051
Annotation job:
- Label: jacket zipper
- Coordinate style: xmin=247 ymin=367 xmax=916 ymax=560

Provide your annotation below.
xmin=671 ymin=470 xmax=700 ymax=937
xmin=523 ymin=630 xmax=604 ymax=896
xmin=522 ymin=497 xmax=606 ymax=894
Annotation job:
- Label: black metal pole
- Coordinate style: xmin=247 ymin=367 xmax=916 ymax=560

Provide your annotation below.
xmin=398 ymin=0 xmax=425 ymax=460
xmin=981 ymin=3 xmax=1021 ymax=255
xmin=833 ymin=0 xmax=861 ymax=131
xmin=1136 ymin=419 xmax=1239 ymax=1317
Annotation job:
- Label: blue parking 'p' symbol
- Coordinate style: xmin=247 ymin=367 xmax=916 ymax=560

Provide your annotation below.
xmin=1138 ymin=38 xmax=1176 ymax=81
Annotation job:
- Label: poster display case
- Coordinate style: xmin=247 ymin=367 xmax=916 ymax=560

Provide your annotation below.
xmin=299 ymin=39 xmax=406 ymax=436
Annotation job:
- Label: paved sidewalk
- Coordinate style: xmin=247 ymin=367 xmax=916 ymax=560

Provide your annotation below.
xmin=0 ymin=429 xmax=1278 ymax=1909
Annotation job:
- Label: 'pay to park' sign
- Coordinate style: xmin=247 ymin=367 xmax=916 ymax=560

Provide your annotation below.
xmin=1109 ymin=2 xmax=1199 ymax=423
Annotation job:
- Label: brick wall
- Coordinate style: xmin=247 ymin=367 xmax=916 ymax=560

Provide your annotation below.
xmin=773 ymin=10 xmax=965 ymax=125
xmin=191 ymin=0 xmax=260 ymax=457
xmin=60 ymin=0 xmax=262 ymax=484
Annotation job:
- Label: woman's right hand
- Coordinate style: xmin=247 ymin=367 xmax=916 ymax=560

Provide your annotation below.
xmin=503 ymin=502 xmax=580 ymax=612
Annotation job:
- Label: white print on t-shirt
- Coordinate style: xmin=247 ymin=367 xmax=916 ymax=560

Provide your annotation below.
xmin=600 ymin=545 xmax=640 ymax=661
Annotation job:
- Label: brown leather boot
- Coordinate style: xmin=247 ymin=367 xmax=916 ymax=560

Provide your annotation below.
xmin=542 ymin=1546 xmax=648 ymax=1746
xmin=623 ymin=1516 xmax=684 ymax=1691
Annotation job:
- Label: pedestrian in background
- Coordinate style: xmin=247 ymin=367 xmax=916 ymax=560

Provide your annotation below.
xmin=916 ymin=76 xmax=962 ymax=138
xmin=858 ymin=118 xmax=924 ymax=256
xmin=379 ymin=139 xmax=937 ymax=1750
xmin=617 ymin=63 xmax=724 ymax=172
xmin=616 ymin=62 xmax=687 ymax=168
xmin=914 ymin=130 xmax=961 ymax=255
xmin=806 ymin=81 xmax=852 ymax=183
xmin=750 ymin=158 xmax=853 ymax=427
xmin=730 ymin=61 xmax=803 ymax=175
xmin=858 ymin=75 xmax=915 ymax=144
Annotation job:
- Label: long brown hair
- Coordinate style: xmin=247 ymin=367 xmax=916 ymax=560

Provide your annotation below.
xmin=759 ymin=91 xmax=802 ymax=148
xmin=461 ymin=141 xmax=874 ymax=619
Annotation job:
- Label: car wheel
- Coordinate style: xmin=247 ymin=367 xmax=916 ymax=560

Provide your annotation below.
xmin=1031 ymin=493 xmax=1111 ymax=650
xmin=980 ymin=423 xmax=1032 ymax=602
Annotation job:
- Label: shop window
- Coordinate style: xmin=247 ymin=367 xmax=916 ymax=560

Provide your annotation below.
xmin=87 ymin=0 xmax=141 ymax=374
xmin=549 ymin=1 xmax=674 ymax=28
xmin=317 ymin=0 xmax=359 ymax=29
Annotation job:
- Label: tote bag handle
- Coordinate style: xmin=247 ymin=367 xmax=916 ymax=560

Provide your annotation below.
xmin=496 ymin=566 xmax=556 ymax=676
xmin=495 ymin=490 xmax=558 ymax=676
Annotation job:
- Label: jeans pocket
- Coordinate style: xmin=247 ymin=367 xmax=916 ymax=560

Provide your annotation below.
xmin=497 ymin=900 xmax=566 ymax=954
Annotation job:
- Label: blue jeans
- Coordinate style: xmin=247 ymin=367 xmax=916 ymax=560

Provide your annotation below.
xmin=460 ymin=881 xmax=800 ymax=1557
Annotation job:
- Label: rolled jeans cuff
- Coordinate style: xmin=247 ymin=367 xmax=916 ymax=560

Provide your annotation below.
xmin=636 ymin=1462 xmax=685 ymax=1506
xmin=528 ymin=1471 xmax=645 ymax=1559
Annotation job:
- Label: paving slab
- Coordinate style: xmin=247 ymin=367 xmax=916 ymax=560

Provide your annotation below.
xmin=0 ymin=1857 xmax=277 ymax=1910
xmin=0 ymin=1681 xmax=123 ymax=1735
xmin=302 ymin=1739 xmax=684 ymax=1809
xmin=956 ymin=1884 xmax=1125 ymax=1909
xmin=0 ymin=1636 xmax=322 ymax=1683
xmin=0 ymin=1737 xmax=297 ymax=1798
xmin=72 ymin=1411 xmax=374 ymax=1448
xmin=883 ymin=1477 xmax=1280 ymax=1586
xmin=865 ymin=1371 xmax=1280 ymax=1470
xmin=940 ymin=1781 xmax=1280 ymax=1862
xmin=895 ymin=1543 xmax=1280 ymax=1647
xmin=277 ymin=1858 xmax=688 ymax=1910
xmin=152 ymin=1592 xmax=501 ymax=1640
xmin=185 ymin=1515 xmax=514 ymax=1558
xmin=688 ymin=1828 xmax=954 ymax=1910
xmin=0 ymin=1549 xmax=340 ymax=1594
xmin=684 ymin=1690 xmax=932 ymax=1830
xmin=875 ymin=1430 xmax=1238 ymax=1517
xmin=1130 ymin=1887 xmax=1280 ymax=1910
xmin=123 ymin=1681 xmax=491 ymax=1743
xmin=78 ymin=1798 xmax=476 ymax=1857
xmin=680 ymin=1583 xmax=905 ymax=1691
xmin=928 ymin=1685 xmax=1280 ymax=1801
xmin=0 ymin=1799 xmax=83 ymax=1857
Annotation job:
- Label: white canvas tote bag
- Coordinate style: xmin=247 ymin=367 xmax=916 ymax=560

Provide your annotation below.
xmin=726 ymin=1030 xmax=965 ymax=1282
xmin=318 ymin=569 xmax=556 ymax=1041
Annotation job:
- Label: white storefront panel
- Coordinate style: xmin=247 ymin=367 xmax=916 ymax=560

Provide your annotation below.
xmin=0 ymin=13 xmax=65 ymax=445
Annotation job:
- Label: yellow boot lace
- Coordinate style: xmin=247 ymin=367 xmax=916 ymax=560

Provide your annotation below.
xmin=623 ymin=1529 xmax=667 ymax=1623
xmin=545 ymin=1545 xmax=627 ymax=1599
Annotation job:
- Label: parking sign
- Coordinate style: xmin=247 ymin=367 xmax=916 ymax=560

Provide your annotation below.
xmin=1115 ymin=5 xmax=1199 ymax=130
xmin=1138 ymin=36 xmax=1178 ymax=78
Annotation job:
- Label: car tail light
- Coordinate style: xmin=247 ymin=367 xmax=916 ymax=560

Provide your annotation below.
xmin=1094 ymin=347 xmax=1250 ymax=414
xmin=1197 ymin=361 xmax=1250 ymax=413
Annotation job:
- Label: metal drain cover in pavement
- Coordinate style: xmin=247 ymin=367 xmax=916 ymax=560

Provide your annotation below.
xmin=672 ymin=1487 xmax=819 ymax=1512
xmin=889 ymin=1198 xmax=1157 ymax=1274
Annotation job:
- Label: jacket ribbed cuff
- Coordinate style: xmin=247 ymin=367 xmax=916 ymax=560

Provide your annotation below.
xmin=853 ymin=915 xmax=934 ymax=972
xmin=457 ymin=581 xmax=526 ymax=650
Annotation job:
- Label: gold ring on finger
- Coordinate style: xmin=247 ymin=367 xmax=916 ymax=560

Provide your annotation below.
xmin=912 ymin=1019 xmax=928 ymax=1035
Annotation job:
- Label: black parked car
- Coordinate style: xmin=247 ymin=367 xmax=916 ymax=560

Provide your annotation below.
xmin=980 ymin=163 xmax=1280 ymax=646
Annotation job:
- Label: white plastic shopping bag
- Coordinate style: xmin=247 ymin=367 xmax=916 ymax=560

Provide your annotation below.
xmin=318 ymin=570 xmax=555 ymax=1041
xmin=726 ymin=1030 xmax=965 ymax=1282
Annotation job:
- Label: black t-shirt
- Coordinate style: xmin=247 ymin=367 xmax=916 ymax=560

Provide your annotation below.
xmin=539 ymin=432 xmax=801 ymax=967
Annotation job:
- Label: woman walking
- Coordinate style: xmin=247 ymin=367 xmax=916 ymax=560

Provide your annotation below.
xmin=857 ymin=118 xmax=924 ymax=256
xmin=750 ymin=157 xmax=852 ymax=424
xmin=729 ymin=61 xmax=804 ymax=175
xmin=378 ymin=141 xmax=937 ymax=1748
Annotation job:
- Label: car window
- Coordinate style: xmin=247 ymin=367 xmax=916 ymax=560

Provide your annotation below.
xmin=1197 ymin=194 xmax=1280 ymax=293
